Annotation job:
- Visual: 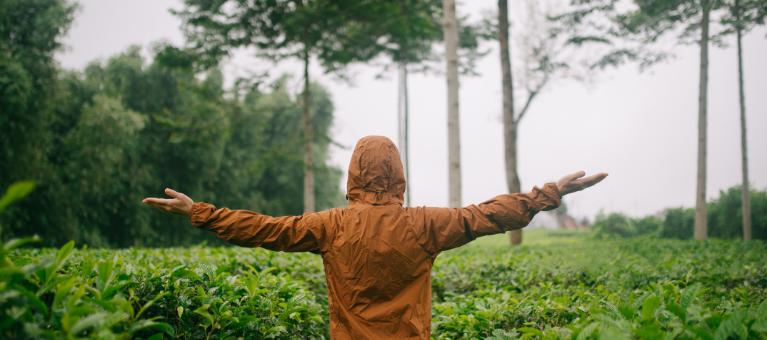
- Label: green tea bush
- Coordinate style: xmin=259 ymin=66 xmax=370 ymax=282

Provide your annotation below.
xmin=1 ymin=180 xmax=328 ymax=339
xmin=431 ymin=234 xmax=767 ymax=339
xmin=597 ymin=185 xmax=767 ymax=240
xmin=708 ymin=186 xmax=767 ymax=240
xmin=592 ymin=213 xmax=662 ymax=238
xmin=3 ymin=182 xmax=767 ymax=339
xmin=2 ymin=244 xmax=328 ymax=339
xmin=661 ymin=207 xmax=695 ymax=239
xmin=4 ymin=233 xmax=767 ymax=339
xmin=592 ymin=212 xmax=636 ymax=237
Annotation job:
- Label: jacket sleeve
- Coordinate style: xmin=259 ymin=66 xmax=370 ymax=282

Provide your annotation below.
xmin=418 ymin=183 xmax=561 ymax=254
xmin=188 ymin=202 xmax=327 ymax=253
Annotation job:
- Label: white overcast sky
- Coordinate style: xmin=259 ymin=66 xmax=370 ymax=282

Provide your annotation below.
xmin=56 ymin=0 xmax=766 ymax=220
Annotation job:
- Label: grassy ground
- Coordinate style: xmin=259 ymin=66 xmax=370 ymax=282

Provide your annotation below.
xmin=460 ymin=228 xmax=589 ymax=248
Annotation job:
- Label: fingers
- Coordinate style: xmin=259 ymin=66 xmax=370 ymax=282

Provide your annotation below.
xmin=563 ymin=170 xmax=586 ymax=183
xmin=579 ymin=172 xmax=608 ymax=187
xmin=571 ymin=170 xmax=586 ymax=180
xmin=558 ymin=171 xmax=607 ymax=196
xmin=559 ymin=171 xmax=586 ymax=190
xmin=165 ymin=188 xmax=193 ymax=204
xmin=164 ymin=188 xmax=181 ymax=199
xmin=142 ymin=197 xmax=175 ymax=211
xmin=142 ymin=197 xmax=173 ymax=205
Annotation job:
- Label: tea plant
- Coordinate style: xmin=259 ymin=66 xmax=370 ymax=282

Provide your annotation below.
xmin=4 ymin=224 xmax=766 ymax=339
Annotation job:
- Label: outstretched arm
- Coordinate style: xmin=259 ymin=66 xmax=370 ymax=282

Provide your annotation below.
xmin=419 ymin=171 xmax=607 ymax=254
xmin=142 ymin=189 xmax=326 ymax=252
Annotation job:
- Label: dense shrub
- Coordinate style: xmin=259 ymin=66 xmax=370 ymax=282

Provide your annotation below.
xmin=0 ymin=2 xmax=345 ymax=247
xmin=1 ymin=46 xmax=344 ymax=247
xmin=709 ymin=186 xmax=767 ymax=240
xmin=597 ymin=186 xmax=766 ymax=240
xmin=5 ymin=231 xmax=767 ymax=339
xmin=592 ymin=212 xmax=635 ymax=237
xmin=660 ymin=207 xmax=695 ymax=239
xmin=430 ymin=234 xmax=767 ymax=339
xmin=634 ymin=215 xmax=663 ymax=235
xmin=592 ymin=213 xmax=662 ymax=238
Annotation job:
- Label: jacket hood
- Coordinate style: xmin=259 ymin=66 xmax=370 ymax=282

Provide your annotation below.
xmin=346 ymin=135 xmax=406 ymax=206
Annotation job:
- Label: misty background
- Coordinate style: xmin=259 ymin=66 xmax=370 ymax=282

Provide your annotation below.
xmin=55 ymin=0 xmax=767 ymax=221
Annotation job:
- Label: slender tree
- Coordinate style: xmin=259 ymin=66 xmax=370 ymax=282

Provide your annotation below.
xmin=443 ymin=0 xmax=462 ymax=208
xmin=398 ymin=63 xmax=411 ymax=206
xmin=495 ymin=0 xmax=575 ymax=245
xmin=498 ymin=0 xmax=522 ymax=243
xmin=553 ymin=0 xmax=724 ymax=240
xmin=719 ymin=0 xmax=765 ymax=240
xmin=735 ymin=0 xmax=750 ymax=241
xmin=381 ymin=0 xmax=442 ymax=207
xmin=694 ymin=0 xmax=712 ymax=240
xmin=369 ymin=0 xmax=481 ymax=207
xmin=176 ymin=0 xmax=382 ymax=213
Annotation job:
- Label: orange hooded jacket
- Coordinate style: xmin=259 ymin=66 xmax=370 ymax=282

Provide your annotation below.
xmin=189 ymin=135 xmax=561 ymax=339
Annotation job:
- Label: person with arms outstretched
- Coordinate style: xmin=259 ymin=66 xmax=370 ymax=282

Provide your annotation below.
xmin=143 ymin=135 xmax=607 ymax=339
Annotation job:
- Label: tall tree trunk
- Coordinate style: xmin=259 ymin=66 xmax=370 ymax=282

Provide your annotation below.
xmin=302 ymin=50 xmax=315 ymax=213
xmin=443 ymin=0 xmax=462 ymax=208
xmin=498 ymin=0 xmax=523 ymax=245
xmin=507 ymin=126 xmax=523 ymax=244
xmin=694 ymin=1 xmax=710 ymax=240
xmin=398 ymin=62 xmax=411 ymax=207
xmin=735 ymin=0 xmax=751 ymax=241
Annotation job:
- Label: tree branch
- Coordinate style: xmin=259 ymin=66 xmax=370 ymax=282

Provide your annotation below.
xmin=514 ymin=74 xmax=549 ymax=124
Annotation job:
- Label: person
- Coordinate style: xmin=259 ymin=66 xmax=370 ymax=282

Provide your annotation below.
xmin=143 ymin=135 xmax=607 ymax=339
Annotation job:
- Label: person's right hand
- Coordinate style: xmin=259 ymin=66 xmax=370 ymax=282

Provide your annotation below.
xmin=556 ymin=171 xmax=608 ymax=197
xmin=142 ymin=188 xmax=194 ymax=216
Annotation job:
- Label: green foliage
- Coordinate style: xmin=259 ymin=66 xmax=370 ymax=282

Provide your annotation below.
xmin=2 ymin=185 xmax=328 ymax=337
xmin=708 ymin=186 xmax=767 ymax=240
xmin=0 ymin=0 xmax=76 ymax=244
xmin=5 ymin=231 xmax=766 ymax=339
xmin=176 ymin=0 xmax=484 ymax=76
xmin=2 ymin=44 xmax=344 ymax=247
xmin=176 ymin=0 xmax=383 ymax=72
xmin=662 ymin=207 xmax=695 ymax=239
xmin=716 ymin=0 xmax=766 ymax=41
xmin=0 ymin=181 xmax=36 ymax=241
xmin=429 ymin=232 xmax=767 ymax=339
xmin=593 ymin=212 xmax=663 ymax=238
xmin=4 ymin=227 xmax=766 ymax=338
xmin=0 ymin=181 xmax=35 ymax=214
xmin=597 ymin=186 xmax=766 ymax=241
xmin=368 ymin=0 xmax=443 ymax=66
xmin=3 ymin=245 xmax=328 ymax=339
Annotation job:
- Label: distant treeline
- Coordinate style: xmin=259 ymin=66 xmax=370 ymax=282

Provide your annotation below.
xmin=0 ymin=2 xmax=343 ymax=247
xmin=592 ymin=186 xmax=767 ymax=240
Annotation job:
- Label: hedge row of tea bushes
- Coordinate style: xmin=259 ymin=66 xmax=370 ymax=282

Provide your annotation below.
xmin=430 ymin=234 xmax=767 ymax=339
xmin=591 ymin=185 xmax=767 ymax=240
xmin=3 ymin=243 xmax=329 ymax=339
xmin=5 ymin=231 xmax=766 ymax=339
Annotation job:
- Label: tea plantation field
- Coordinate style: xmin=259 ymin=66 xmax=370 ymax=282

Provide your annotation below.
xmin=3 ymin=230 xmax=766 ymax=339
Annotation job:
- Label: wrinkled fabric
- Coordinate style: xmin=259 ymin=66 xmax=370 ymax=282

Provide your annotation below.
xmin=190 ymin=135 xmax=561 ymax=339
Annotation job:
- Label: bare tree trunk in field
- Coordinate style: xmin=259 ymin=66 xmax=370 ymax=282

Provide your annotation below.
xmin=443 ymin=0 xmax=462 ymax=208
xmin=507 ymin=126 xmax=523 ymax=245
xmin=694 ymin=1 xmax=710 ymax=240
xmin=398 ymin=62 xmax=411 ymax=207
xmin=498 ymin=0 xmax=523 ymax=245
xmin=735 ymin=0 xmax=751 ymax=241
xmin=302 ymin=50 xmax=315 ymax=213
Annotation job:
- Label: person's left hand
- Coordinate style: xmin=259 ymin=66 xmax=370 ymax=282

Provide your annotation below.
xmin=556 ymin=171 xmax=608 ymax=197
xmin=143 ymin=188 xmax=194 ymax=216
